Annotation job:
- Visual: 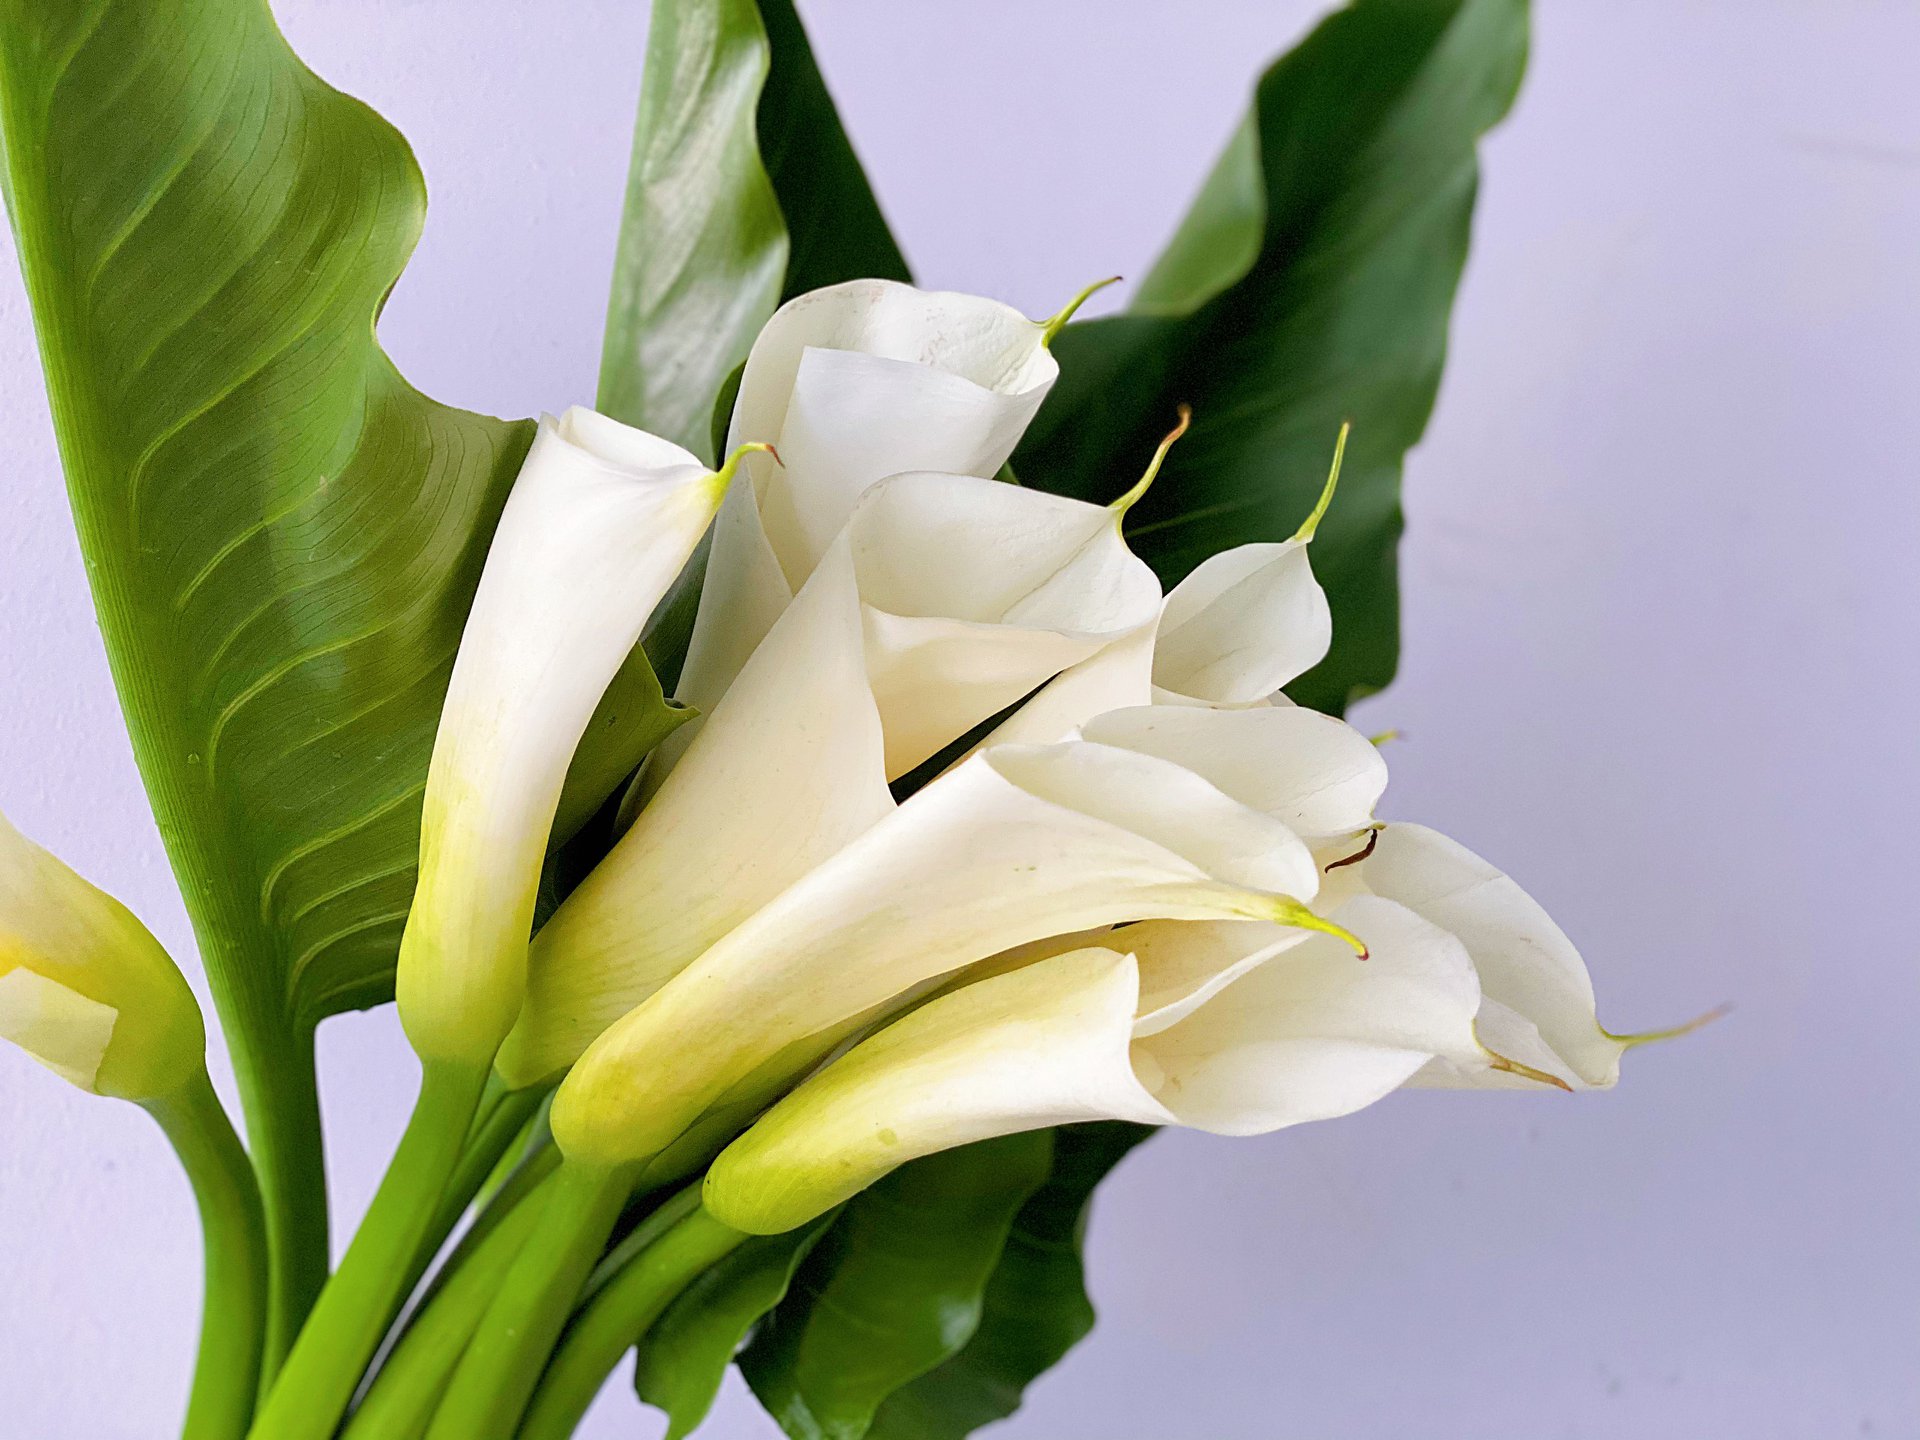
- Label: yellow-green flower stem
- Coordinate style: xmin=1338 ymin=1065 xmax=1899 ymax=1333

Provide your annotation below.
xmin=342 ymin=1183 xmax=548 ymax=1439
xmin=412 ymin=1082 xmax=548 ymax=1288
xmin=144 ymin=1070 xmax=269 ymax=1440
xmin=518 ymin=1200 xmax=747 ymax=1440
xmin=250 ymin=1059 xmax=488 ymax=1440
xmin=423 ymin=1159 xmax=639 ymax=1440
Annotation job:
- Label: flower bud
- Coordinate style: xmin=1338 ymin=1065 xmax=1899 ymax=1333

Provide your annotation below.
xmin=0 ymin=809 xmax=203 ymax=1100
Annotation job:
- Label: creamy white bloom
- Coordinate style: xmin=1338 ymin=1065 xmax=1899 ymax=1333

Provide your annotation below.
xmin=0 ymin=808 xmax=203 ymax=1099
xmin=395 ymin=408 xmax=732 ymax=1068
xmin=548 ymin=735 xmax=1362 ymax=1170
xmin=659 ymin=281 xmax=1061 ymax=777
xmin=1357 ymin=823 xmax=1629 ymax=1090
xmin=986 ymin=533 xmax=1335 ymax=749
xmin=498 ymin=471 xmax=1161 ymax=1086
xmin=697 ymin=794 xmax=1645 ymax=1232
xmin=703 ymin=894 xmax=1484 ymax=1234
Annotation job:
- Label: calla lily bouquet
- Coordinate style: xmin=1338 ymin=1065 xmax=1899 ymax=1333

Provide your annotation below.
xmin=0 ymin=0 xmax=1697 ymax=1437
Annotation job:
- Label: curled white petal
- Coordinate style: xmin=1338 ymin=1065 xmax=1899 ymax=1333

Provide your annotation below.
xmin=395 ymin=408 xmax=722 ymax=1066
xmin=502 ymin=474 xmax=1160 ymax=1086
xmin=1153 ymin=541 xmax=1330 ymax=705
xmin=550 ymin=737 xmax=1322 ymax=1168
xmin=665 ymin=281 xmax=1060 ymax=775
xmin=1084 ymin=704 xmax=1388 ymax=839
xmin=1361 ymin=823 xmax=1626 ymax=1090
xmin=704 ymin=895 xmax=1481 ymax=1233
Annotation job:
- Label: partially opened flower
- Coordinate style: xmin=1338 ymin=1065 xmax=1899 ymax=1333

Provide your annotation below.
xmin=395 ymin=408 xmax=742 ymax=1069
xmin=499 ymin=469 xmax=1162 ymax=1086
xmin=703 ymin=894 xmax=1483 ymax=1234
xmin=663 ymin=281 xmax=1065 ymax=766
xmin=1349 ymin=822 xmax=1629 ymax=1090
xmin=548 ymin=734 xmax=1364 ymax=1171
xmin=0 ymin=808 xmax=203 ymax=1100
xmin=987 ymin=427 xmax=1347 ymax=746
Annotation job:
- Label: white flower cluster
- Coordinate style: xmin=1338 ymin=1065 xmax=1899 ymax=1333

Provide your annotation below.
xmin=385 ymin=279 xmax=1629 ymax=1235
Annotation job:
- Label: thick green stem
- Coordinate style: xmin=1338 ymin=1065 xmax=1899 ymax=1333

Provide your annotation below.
xmin=230 ymin=1012 xmax=329 ymax=1380
xmin=250 ymin=1059 xmax=488 ymax=1440
xmin=410 ymin=1127 xmax=561 ymax=1325
xmin=145 ymin=1069 xmax=271 ymax=1440
xmin=424 ymin=1160 xmax=636 ymax=1440
xmin=517 ymin=1203 xmax=745 ymax=1440
xmin=344 ymin=1180 xmax=549 ymax=1439
xmin=424 ymin=1082 xmax=547 ymax=1263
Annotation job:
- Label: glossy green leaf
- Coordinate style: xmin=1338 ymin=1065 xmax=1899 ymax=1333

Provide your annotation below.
xmin=1016 ymin=0 xmax=1530 ymax=714
xmin=866 ymin=1123 xmax=1154 ymax=1440
xmin=0 ymin=0 xmax=540 ymax=1341
xmin=633 ymin=1215 xmax=837 ymax=1440
xmin=740 ymin=1132 xmax=1054 ymax=1440
xmin=599 ymin=0 xmax=908 ymax=462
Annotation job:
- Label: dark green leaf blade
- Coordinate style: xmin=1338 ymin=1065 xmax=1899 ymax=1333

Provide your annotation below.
xmin=740 ymin=1132 xmax=1054 ymax=1440
xmin=634 ymin=1215 xmax=837 ymax=1440
xmin=598 ymin=0 xmax=908 ymax=462
xmin=867 ymin=1123 xmax=1153 ymax=1440
xmin=755 ymin=0 xmax=911 ymax=297
xmin=0 ymin=0 xmax=542 ymax=1338
xmin=1016 ymin=0 xmax=1530 ymax=715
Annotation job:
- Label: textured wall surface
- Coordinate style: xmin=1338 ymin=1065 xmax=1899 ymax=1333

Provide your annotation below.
xmin=1 ymin=3 xmax=1914 ymax=1436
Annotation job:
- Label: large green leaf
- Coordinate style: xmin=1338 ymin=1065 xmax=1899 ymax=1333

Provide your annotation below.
xmin=633 ymin=1214 xmax=837 ymax=1440
xmin=740 ymin=1133 xmax=1053 ymax=1440
xmin=1016 ymin=0 xmax=1530 ymax=714
xmin=0 ymin=0 xmax=541 ymax=1347
xmin=598 ymin=0 xmax=909 ymax=461
xmin=866 ymin=1123 xmax=1154 ymax=1440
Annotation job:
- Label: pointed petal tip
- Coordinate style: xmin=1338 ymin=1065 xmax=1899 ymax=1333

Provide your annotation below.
xmin=1110 ymin=405 xmax=1192 ymax=521
xmin=1269 ymin=897 xmax=1368 ymax=959
xmin=1041 ymin=275 xmax=1124 ymax=344
xmin=1290 ymin=421 xmax=1351 ymax=543
xmin=1606 ymin=1002 xmax=1732 ymax=1049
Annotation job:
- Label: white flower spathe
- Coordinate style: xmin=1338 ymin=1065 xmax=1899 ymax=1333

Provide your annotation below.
xmin=0 ymin=807 xmax=203 ymax=1099
xmin=695 ymin=810 xmax=1639 ymax=1233
xmin=547 ymin=735 xmax=1357 ymax=1171
xmin=659 ymin=281 xmax=1061 ymax=777
xmin=395 ymin=408 xmax=731 ymax=1068
xmin=703 ymin=894 xmax=1482 ymax=1234
xmin=498 ymin=472 xmax=1163 ymax=1086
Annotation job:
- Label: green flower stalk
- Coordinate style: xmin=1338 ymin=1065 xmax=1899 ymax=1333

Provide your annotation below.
xmin=0 ymin=807 xmax=264 ymax=1440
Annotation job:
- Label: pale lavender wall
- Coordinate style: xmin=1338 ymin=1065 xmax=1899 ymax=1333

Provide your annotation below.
xmin=1 ymin=3 xmax=1914 ymax=1436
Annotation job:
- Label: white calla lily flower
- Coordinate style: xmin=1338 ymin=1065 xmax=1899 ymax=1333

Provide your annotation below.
xmin=498 ymin=471 xmax=1162 ymax=1086
xmin=656 ymin=281 xmax=1064 ymax=780
xmin=0 ymin=808 xmax=203 ymax=1099
xmin=395 ymin=408 xmax=739 ymax=1068
xmin=703 ymin=894 xmax=1483 ymax=1234
xmin=1357 ymin=823 xmax=1629 ymax=1091
xmin=548 ymin=736 xmax=1358 ymax=1170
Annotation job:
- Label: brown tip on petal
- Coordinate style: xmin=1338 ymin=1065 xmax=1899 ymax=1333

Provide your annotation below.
xmin=1486 ymin=1051 xmax=1575 ymax=1092
xmin=1607 ymin=1002 xmax=1733 ymax=1049
xmin=1324 ymin=827 xmax=1380 ymax=874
